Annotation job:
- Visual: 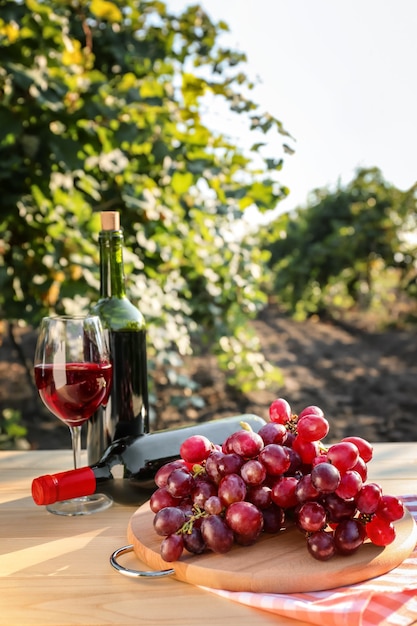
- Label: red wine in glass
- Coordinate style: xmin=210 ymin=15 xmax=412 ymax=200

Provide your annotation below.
xmin=34 ymin=315 xmax=113 ymax=515
xmin=34 ymin=362 xmax=112 ymax=428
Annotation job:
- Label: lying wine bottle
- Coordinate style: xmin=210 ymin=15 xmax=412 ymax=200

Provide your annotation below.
xmin=32 ymin=415 xmax=266 ymax=507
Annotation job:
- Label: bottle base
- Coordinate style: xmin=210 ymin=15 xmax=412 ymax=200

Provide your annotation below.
xmin=45 ymin=493 xmax=113 ymax=516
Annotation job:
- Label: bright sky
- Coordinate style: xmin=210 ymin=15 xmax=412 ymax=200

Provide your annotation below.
xmin=167 ymin=0 xmax=417 ymax=223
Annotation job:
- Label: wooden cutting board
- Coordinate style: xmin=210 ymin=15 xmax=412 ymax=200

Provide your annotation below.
xmin=127 ymin=502 xmax=417 ymax=594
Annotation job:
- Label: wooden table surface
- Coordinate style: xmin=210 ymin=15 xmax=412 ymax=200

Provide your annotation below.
xmin=1 ymin=444 xmax=416 ymax=626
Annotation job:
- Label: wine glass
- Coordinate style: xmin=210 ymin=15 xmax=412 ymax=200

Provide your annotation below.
xmin=34 ymin=315 xmax=113 ymax=515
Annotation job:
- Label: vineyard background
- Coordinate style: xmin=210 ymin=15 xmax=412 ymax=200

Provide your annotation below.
xmin=2 ymin=302 xmax=417 ymax=450
xmin=1 ymin=2 xmax=417 ymax=451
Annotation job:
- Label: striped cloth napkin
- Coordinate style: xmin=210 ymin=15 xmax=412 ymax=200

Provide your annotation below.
xmin=204 ymin=495 xmax=417 ymax=626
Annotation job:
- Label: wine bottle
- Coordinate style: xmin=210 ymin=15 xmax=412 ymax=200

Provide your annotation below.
xmin=87 ymin=210 xmax=149 ymax=465
xmin=32 ymin=414 xmax=266 ymax=507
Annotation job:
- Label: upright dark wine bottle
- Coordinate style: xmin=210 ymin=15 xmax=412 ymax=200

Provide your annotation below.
xmin=87 ymin=211 xmax=149 ymax=465
xmin=32 ymin=414 xmax=266 ymax=507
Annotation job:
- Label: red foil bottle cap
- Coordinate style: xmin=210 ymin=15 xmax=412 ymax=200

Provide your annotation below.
xmin=31 ymin=467 xmax=96 ymax=505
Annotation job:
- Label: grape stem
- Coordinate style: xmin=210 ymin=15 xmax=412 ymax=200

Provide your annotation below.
xmin=286 ymin=416 xmax=298 ymax=434
xmin=177 ymin=505 xmax=209 ymax=535
xmin=191 ymin=464 xmax=206 ymax=477
xmin=359 ymin=513 xmax=373 ymax=524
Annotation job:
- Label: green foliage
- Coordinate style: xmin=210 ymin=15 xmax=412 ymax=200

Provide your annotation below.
xmin=264 ymin=167 xmax=417 ymax=319
xmin=0 ymin=0 xmax=292 ymax=393
xmin=0 ymin=408 xmax=29 ymax=449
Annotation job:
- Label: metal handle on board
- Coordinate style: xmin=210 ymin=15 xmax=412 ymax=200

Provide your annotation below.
xmin=110 ymin=544 xmax=175 ymax=579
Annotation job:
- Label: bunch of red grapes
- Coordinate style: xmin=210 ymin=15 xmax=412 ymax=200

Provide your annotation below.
xmin=149 ymin=398 xmax=405 ymax=562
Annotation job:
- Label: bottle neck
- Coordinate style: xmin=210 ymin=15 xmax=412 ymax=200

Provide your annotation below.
xmin=99 ymin=229 xmax=127 ymax=299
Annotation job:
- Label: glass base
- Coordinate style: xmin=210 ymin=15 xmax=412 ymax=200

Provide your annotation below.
xmin=46 ymin=493 xmax=113 ymax=516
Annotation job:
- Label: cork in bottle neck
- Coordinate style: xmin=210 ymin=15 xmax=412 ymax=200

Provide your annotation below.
xmin=100 ymin=211 xmax=120 ymax=231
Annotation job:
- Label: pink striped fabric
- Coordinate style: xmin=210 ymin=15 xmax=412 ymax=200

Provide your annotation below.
xmin=203 ymin=495 xmax=417 ymax=625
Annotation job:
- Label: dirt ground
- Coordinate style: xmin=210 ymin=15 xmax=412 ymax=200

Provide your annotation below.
xmin=1 ymin=304 xmax=417 ymax=449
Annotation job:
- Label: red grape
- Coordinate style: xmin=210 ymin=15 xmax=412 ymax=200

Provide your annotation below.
xmin=191 ymin=478 xmax=217 ymax=508
xmin=204 ymin=450 xmax=225 ymax=484
xmin=240 ymin=459 xmax=267 ymax=485
xmin=218 ymin=473 xmax=246 ymax=506
xmin=327 ymin=441 xmax=359 ymax=472
xmin=183 ymin=527 xmax=206 ymax=554
xmin=297 ymin=501 xmax=327 ymax=532
xmin=298 ymin=405 xmax=324 ymax=419
xmin=218 ymin=453 xmax=244 ymax=477
xmin=366 ymin=515 xmax=396 ymax=546
xmin=221 ymin=433 xmax=235 ymax=453
xmin=351 ymin=455 xmax=368 ymax=481
xmin=292 ymin=436 xmax=319 ymax=464
xmin=376 ymin=495 xmax=404 ymax=522
xmin=153 ymin=506 xmax=186 ymax=536
xmin=334 ymin=518 xmax=366 ymax=555
xmin=258 ymin=443 xmax=291 ymax=475
xmin=204 ymin=495 xmax=223 ymax=515
xmin=166 ymin=468 xmax=195 ymax=498
xmin=341 ymin=436 xmax=373 ymax=462
xmin=356 ymin=482 xmax=382 ymax=514
xmin=155 ymin=459 xmax=188 ymax=488
xmin=283 ymin=431 xmax=296 ymax=448
xmin=150 ymin=487 xmax=179 ymax=513
xmin=285 ymin=447 xmax=302 ymax=474
xmin=201 ymin=515 xmax=234 ymax=553
xmin=311 ymin=462 xmax=341 ymax=493
xmin=229 ymin=429 xmax=264 ymax=459
xmin=160 ymin=533 xmax=184 ymax=562
xmin=269 ymin=397 xmax=292 ymax=424
xmin=307 ymin=530 xmax=336 ymax=561
xmin=258 ymin=422 xmax=287 ymax=445
xmin=297 ymin=413 xmax=329 ymax=442
xmin=295 ymin=474 xmax=320 ymax=503
xmin=246 ymin=484 xmax=272 ymax=509
xmin=323 ymin=492 xmax=357 ymax=523
xmin=262 ymin=504 xmax=285 ymax=533
xmin=271 ymin=476 xmax=299 ymax=508
xmin=335 ymin=470 xmax=363 ymax=500
xmin=180 ymin=435 xmax=212 ymax=463
xmin=225 ymin=501 xmax=264 ymax=539
xmin=311 ymin=452 xmax=328 ymax=467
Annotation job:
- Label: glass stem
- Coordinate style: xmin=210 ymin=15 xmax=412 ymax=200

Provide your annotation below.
xmin=70 ymin=425 xmax=82 ymax=469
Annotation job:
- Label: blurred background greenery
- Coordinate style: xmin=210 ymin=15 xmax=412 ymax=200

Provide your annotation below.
xmin=1 ymin=0 xmax=416 ymax=448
